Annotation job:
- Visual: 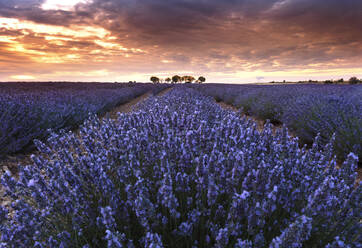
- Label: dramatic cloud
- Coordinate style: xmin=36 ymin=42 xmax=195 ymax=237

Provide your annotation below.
xmin=0 ymin=0 xmax=361 ymax=82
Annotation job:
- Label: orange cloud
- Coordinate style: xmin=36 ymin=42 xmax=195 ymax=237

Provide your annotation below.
xmin=0 ymin=0 xmax=361 ymax=82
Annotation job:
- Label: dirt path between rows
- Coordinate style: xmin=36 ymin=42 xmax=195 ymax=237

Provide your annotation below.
xmin=157 ymin=87 xmax=174 ymax=97
xmin=102 ymin=92 xmax=152 ymax=119
xmin=103 ymin=86 xmax=174 ymax=120
xmin=216 ymin=100 xmax=362 ymax=183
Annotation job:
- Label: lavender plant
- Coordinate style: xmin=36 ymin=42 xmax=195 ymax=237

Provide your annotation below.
xmin=1 ymin=87 xmax=360 ymax=247
xmin=194 ymin=83 xmax=362 ymax=163
xmin=0 ymin=82 xmax=167 ymax=156
xmin=282 ymin=93 xmax=362 ymax=161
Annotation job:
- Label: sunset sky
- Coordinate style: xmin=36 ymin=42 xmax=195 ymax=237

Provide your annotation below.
xmin=0 ymin=0 xmax=361 ymax=83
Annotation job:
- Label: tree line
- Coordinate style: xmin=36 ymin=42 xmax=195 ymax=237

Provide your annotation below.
xmin=269 ymin=76 xmax=361 ymax=85
xmin=150 ymin=75 xmax=206 ymax=84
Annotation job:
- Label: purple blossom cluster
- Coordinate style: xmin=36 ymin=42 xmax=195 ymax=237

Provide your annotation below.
xmin=1 ymin=86 xmax=361 ymax=247
xmin=194 ymin=83 xmax=362 ymax=163
xmin=0 ymin=82 xmax=167 ymax=156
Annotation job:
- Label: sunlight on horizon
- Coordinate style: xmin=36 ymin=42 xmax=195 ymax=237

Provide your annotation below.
xmin=10 ymin=75 xmax=36 ymax=80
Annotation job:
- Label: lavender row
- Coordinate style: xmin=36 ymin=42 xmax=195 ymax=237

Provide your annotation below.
xmin=1 ymin=86 xmax=360 ymax=247
xmin=0 ymin=82 xmax=167 ymax=156
xmin=193 ymin=83 xmax=362 ymax=164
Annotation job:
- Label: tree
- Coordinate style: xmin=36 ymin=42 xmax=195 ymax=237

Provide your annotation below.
xmin=349 ymin=76 xmax=360 ymax=84
xmin=198 ymin=76 xmax=206 ymax=84
xmin=150 ymin=76 xmax=160 ymax=84
xmin=165 ymin=77 xmax=171 ymax=83
xmin=172 ymin=75 xmax=181 ymax=83
xmin=184 ymin=76 xmax=195 ymax=83
xmin=180 ymin=76 xmax=186 ymax=83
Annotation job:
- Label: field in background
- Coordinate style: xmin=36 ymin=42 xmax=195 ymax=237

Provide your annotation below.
xmin=0 ymin=82 xmax=168 ymax=157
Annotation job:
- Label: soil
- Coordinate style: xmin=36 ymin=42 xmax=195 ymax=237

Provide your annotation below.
xmin=102 ymin=92 xmax=152 ymax=119
xmin=156 ymin=87 xmax=174 ymax=97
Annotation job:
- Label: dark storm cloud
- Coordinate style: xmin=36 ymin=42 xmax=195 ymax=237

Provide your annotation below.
xmin=85 ymin=0 xmax=280 ymax=42
xmin=0 ymin=0 xmax=361 ymax=81
xmin=78 ymin=0 xmax=362 ymax=68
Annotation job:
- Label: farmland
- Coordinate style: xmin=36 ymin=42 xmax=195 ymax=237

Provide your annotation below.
xmin=0 ymin=82 xmax=168 ymax=157
xmin=0 ymin=83 xmax=361 ymax=247
xmin=194 ymin=83 xmax=362 ymax=165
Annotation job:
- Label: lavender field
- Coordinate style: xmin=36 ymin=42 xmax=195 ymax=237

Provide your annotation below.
xmin=0 ymin=85 xmax=360 ymax=247
xmin=1 ymin=0 xmax=362 ymax=246
xmin=0 ymin=82 xmax=167 ymax=157
xmin=194 ymin=83 xmax=362 ymax=165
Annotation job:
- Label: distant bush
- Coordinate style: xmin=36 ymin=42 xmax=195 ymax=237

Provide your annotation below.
xmin=324 ymin=80 xmax=334 ymax=84
xmin=197 ymin=76 xmax=206 ymax=84
xmin=150 ymin=76 xmax=160 ymax=83
xmin=349 ymin=77 xmax=360 ymax=84
xmin=172 ymin=75 xmax=182 ymax=83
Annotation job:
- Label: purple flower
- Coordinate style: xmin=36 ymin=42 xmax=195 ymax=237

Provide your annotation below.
xmin=0 ymin=86 xmax=360 ymax=247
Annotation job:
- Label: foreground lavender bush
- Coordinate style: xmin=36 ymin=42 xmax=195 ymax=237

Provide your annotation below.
xmin=1 ymin=87 xmax=361 ymax=247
